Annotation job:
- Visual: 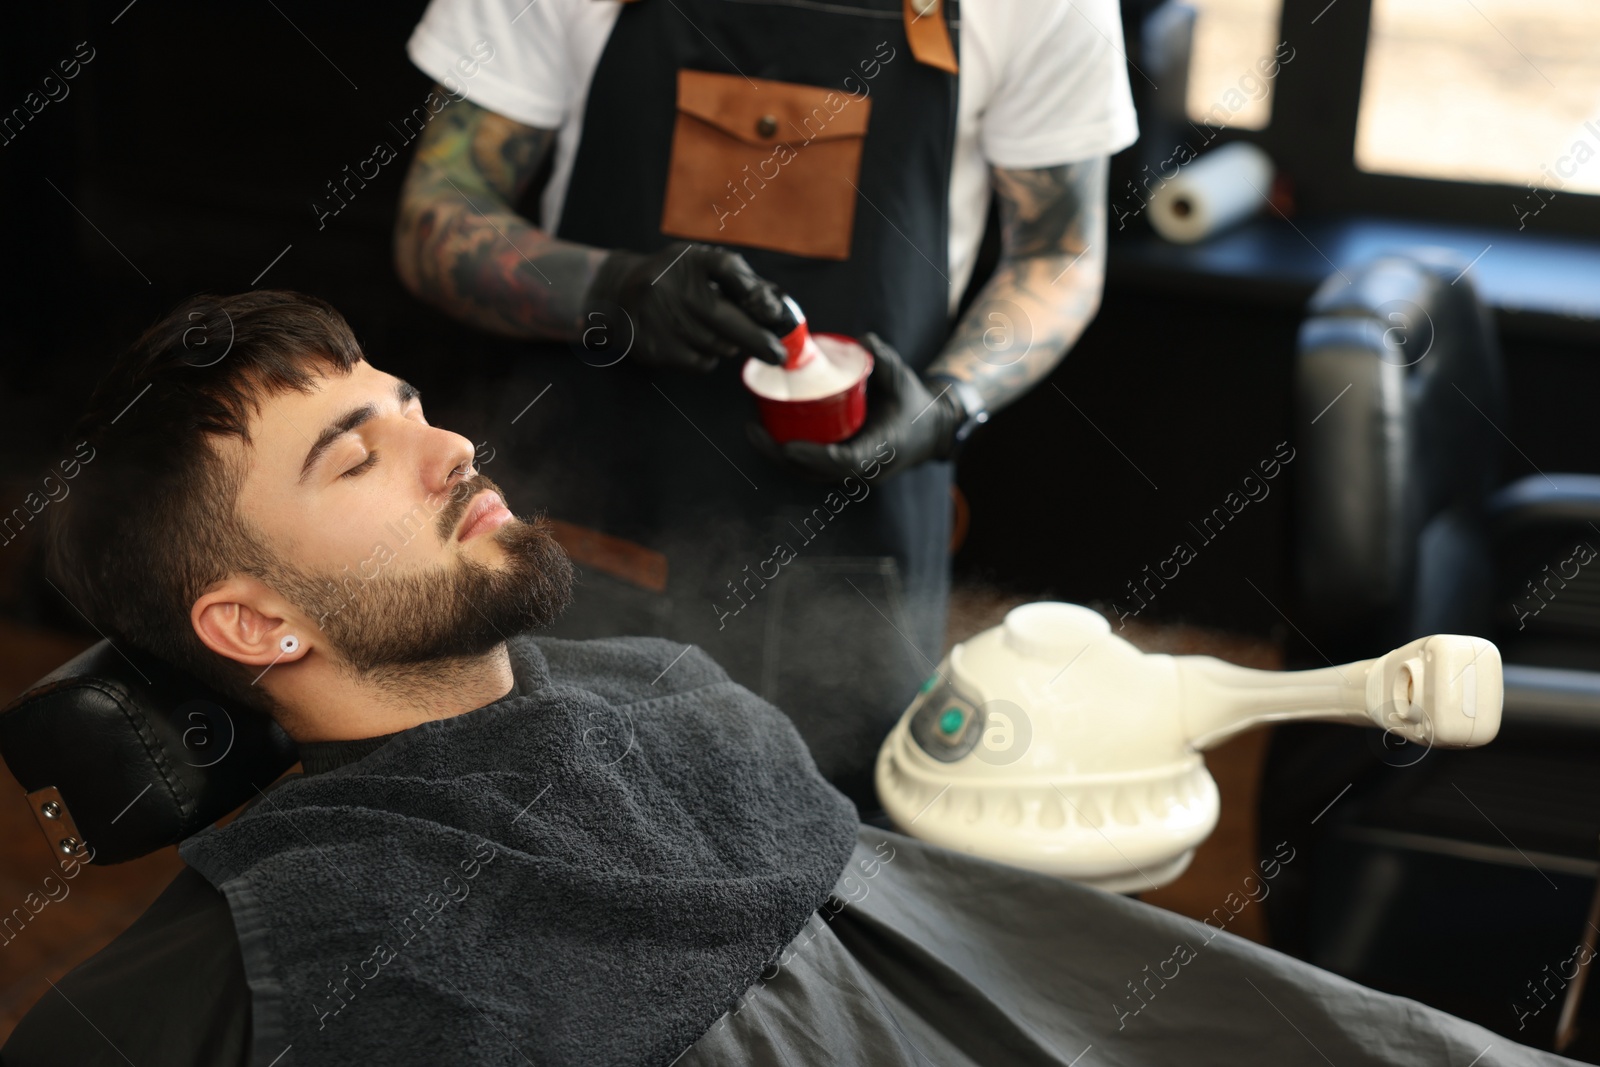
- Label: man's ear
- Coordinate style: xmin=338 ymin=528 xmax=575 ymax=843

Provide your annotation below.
xmin=191 ymin=575 xmax=311 ymax=667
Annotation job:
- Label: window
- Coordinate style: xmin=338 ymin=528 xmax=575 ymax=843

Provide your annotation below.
xmin=1184 ymin=0 xmax=1288 ymax=130
xmin=1356 ymin=0 xmax=1600 ymax=195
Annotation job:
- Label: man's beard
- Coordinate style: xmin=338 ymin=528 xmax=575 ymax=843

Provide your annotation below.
xmin=263 ymin=474 xmax=574 ymax=676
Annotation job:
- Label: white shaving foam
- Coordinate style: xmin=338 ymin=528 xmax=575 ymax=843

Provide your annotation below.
xmin=743 ymin=335 xmax=868 ymax=401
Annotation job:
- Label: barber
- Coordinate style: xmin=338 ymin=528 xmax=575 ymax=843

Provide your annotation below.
xmin=395 ymin=0 xmax=1137 ymax=810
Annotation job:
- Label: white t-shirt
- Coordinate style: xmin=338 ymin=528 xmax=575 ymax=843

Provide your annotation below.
xmin=407 ymin=0 xmax=1139 ymax=313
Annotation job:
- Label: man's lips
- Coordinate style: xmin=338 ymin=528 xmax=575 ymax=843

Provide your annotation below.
xmin=457 ymin=490 xmax=513 ymax=542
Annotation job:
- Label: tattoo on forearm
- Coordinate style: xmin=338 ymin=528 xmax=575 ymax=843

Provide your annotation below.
xmin=927 ymin=157 xmax=1109 ymax=413
xmin=394 ymin=87 xmax=605 ymax=341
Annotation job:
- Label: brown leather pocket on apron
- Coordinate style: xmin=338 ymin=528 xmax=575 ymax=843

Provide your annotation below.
xmin=661 ymin=68 xmax=872 ymax=262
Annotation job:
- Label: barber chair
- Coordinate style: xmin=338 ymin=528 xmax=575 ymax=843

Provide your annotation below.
xmin=1261 ymin=252 xmax=1600 ymax=1056
xmin=0 ymin=643 xmax=296 ymax=1060
xmin=0 ymin=642 xmax=297 ymax=867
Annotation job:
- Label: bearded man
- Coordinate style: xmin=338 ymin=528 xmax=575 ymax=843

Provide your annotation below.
xmin=4 ymin=291 xmax=1569 ymax=1067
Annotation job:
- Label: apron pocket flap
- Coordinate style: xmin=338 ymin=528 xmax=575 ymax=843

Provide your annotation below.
xmin=676 ymin=69 xmax=872 ymax=147
xmin=663 ymin=69 xmax=873 ymax=261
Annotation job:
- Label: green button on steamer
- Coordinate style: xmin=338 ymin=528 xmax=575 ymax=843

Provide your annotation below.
xmin=937 ymin=707 xmax=965 ymax=735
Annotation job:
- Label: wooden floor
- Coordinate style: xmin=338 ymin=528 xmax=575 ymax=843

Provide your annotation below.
xmin=0 ymin=589 xmax=1281 ymax=1043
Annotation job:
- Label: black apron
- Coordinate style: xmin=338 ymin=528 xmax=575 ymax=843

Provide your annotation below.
xmin=512 ymin=0 xmax=960 ymax=809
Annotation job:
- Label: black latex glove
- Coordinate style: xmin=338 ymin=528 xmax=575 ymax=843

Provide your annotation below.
xmin=583 ymin=242 xmax=791 ymax=372
xmin=746 ymin=333 xmax=963 ymax=483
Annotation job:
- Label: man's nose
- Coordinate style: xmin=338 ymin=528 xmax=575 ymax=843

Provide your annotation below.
xmin=425 ymin=428 xmax=479 ymax=495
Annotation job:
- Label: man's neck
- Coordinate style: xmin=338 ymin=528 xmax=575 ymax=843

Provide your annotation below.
xmin=271 ymin=644 xmax=517 ymax=742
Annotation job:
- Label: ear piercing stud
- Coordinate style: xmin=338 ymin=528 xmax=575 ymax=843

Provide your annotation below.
xmin=249 ymin=634 xmax=302 ymax=688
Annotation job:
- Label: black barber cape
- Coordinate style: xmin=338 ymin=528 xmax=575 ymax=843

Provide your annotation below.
xmin=6 ymin=637 xmax=1583 ymax=1067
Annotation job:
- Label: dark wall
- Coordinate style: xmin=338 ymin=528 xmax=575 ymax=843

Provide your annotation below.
xmin=951 ymin=282 xmax=1306 ymax=635
xmin=4 ymin=2 xmax=442 ymax=353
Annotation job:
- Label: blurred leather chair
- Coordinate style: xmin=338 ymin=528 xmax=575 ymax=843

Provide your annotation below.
xmin=1291 ymin=251 xmax=1504 ymax=660
xmin=1260 ymin=252 xmax=1600 ymax=1053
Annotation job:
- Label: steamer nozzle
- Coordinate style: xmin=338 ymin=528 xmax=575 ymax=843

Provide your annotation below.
xmin=874 ymin=602 xmax=1501 ymax=893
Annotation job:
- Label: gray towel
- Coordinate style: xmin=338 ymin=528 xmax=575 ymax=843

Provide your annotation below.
xmin=179 ymin=634 xmax=860 ymax=1067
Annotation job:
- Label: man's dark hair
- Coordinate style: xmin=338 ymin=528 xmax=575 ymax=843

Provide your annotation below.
xmin=44 ymin=290 xmax=365 ymax=714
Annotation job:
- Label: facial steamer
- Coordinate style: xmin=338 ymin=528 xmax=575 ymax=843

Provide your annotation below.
xmin=874 ymin=602 xmax=1502 ymax=893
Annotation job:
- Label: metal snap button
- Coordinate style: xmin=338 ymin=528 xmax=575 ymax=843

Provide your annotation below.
xmin=756 ymin=114 xmax=778 ymax=138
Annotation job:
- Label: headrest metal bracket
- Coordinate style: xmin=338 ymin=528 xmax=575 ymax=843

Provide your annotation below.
xmin=25 ymin=785 xmax=91 ymax=863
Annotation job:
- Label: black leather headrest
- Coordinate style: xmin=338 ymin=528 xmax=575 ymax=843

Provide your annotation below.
xmin=1293 ymin=252 xmax=1505 ymax=651
xmin=0 ymin=640 xmax=298 ymax=864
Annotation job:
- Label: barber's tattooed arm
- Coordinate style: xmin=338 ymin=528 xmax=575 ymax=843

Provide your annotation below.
xmin=924 ymin=157 xmax=1109 ymax=414
xmin=394 ymin=87 xmax=604 ymax=340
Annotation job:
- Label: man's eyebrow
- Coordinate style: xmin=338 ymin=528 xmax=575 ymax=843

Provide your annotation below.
xmin=298 ymin=378 xmax=422 ymax=483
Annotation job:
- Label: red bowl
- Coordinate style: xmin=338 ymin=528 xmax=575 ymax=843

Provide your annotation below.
xmin=743 ymin=333 xmax=873 ymax=445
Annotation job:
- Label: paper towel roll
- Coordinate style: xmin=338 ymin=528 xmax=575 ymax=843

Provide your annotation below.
xmin=1148 ymin=142 xmax=1276 ymax=244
